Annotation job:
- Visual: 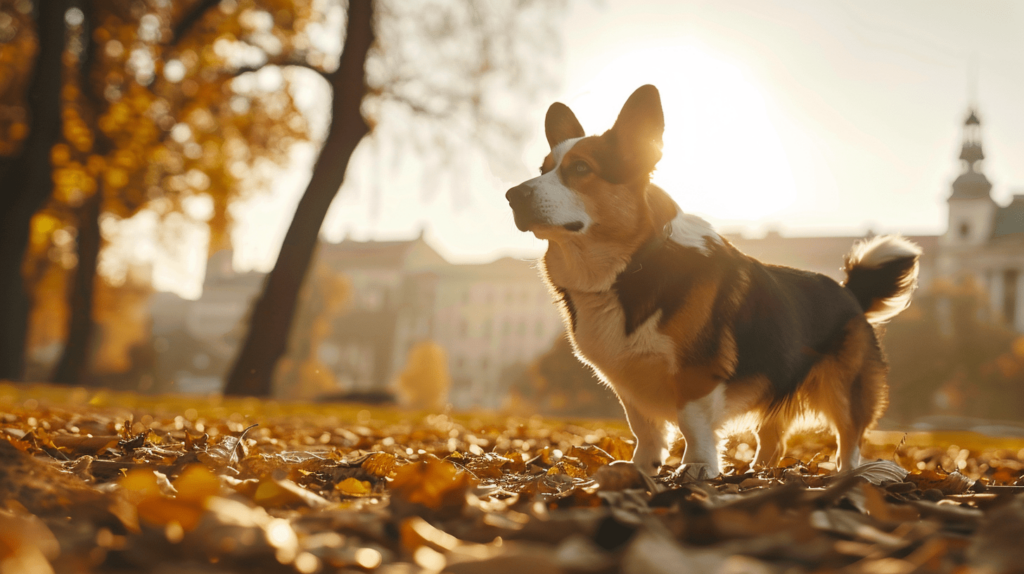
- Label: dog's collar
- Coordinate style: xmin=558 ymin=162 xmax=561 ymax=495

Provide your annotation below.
xmin=621 ymin=221 xmax=673 ymax=275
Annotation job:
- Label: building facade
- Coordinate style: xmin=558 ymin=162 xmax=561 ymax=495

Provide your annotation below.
xmin=937 ymin=110 xmax=1024 ymax=332
xmin=149 ymin=235 xmax=565 ymax=407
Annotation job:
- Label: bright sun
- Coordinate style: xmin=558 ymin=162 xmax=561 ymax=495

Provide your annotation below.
xmin=563 ymin=45 xmax=797 ymax=227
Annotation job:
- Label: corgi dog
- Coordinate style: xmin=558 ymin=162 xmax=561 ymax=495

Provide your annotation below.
xmin=506 ymin=85 xmax=920 ymax=477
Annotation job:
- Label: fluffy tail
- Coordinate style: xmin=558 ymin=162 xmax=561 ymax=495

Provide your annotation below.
xmin=843 ymin=235 xmax=921 ymax=325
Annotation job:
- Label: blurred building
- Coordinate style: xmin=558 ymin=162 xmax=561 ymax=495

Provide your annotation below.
xmin=149 ymin=250 xmax=263 ymax=393
xmin=310 ymin=235 xmax=563 ymax=408
xmin=149 ymin=234 xmax=564 ymax=407
xmin=431 ymin=257 xmax=564 ymax=407
xmin=938 ymin=110 xmax=1024 ymax=332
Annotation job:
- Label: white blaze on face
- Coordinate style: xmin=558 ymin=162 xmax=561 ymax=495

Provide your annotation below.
xmin=523 ymin=137 xmax=592 ymax=231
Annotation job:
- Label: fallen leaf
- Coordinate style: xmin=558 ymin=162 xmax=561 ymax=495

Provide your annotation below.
xmin=362 ymin=452 xmax=397 ymax=478
xmin=390 ymin=459 xmax=476 ymax=511
xmin=336 ymin=477 xmax=373 ymax=497
xmin=906 ymin=469 xmax=973 ymax=495
xmin=253 ymin=478 xmax=330 ymax=509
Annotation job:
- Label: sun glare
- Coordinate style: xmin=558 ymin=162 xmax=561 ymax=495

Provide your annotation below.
xmin=564 ymin=45 xmax=797 ymax=227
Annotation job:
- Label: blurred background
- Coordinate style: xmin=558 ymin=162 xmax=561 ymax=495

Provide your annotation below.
xmin=2 ymin=0 xmax=1023 ymax=430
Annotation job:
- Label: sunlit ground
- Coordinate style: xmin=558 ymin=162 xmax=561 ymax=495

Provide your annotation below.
xmin=4 ymin=383 xmax=1024 ymax=573
xmin=4 ymin=383 xmax=1022 ymax=481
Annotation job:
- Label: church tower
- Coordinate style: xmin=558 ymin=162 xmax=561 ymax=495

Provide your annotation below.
xmin=943 ymin=109 xmax=996 ymax=247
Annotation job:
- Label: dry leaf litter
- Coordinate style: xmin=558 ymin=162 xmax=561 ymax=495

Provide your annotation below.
xmin=2 ymin=384 xmax=1024 ymax=574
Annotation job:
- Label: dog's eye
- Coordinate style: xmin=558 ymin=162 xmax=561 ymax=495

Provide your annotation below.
xmin=573 ymin=161 xmax=590 ymax=175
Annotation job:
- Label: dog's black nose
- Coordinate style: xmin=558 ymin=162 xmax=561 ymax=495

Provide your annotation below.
xmin=506 ymin=184 xmax=533 ymax=204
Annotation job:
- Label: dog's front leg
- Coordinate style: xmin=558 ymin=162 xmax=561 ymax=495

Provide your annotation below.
xmin=676 ymin=388 xmax=725 ymax=480
xmin=622 ymin=400 xmax=669 ymax=476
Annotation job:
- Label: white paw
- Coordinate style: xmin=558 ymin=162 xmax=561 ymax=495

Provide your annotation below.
xmin=673 ymin=462 xmax=720 ymax=482
xmin=630 ymin=448 xmax=665 ymax=476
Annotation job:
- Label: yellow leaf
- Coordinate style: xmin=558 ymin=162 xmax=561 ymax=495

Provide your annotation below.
xmin=336 ymin=477 xmax=372 ymax=497
xmin=390 ymin=460 xmax=475 ymax=510
xmin=173 ymin=465 xmax=222 ymax=502
xmin=119 ymin=469 xmax=161 ymax=498
xmin=254 ymin=478 xmax=329 ymax=508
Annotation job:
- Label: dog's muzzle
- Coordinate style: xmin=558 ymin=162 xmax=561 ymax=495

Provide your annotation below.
xmin=506 ymin=184 xmax=536 ymax=232
xmin=506 ymin=184 xmax=585 ymax=233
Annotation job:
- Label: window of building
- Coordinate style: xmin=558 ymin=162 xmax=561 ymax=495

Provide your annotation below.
xmin=1004 ymin=269 xmax=1019 ymax=326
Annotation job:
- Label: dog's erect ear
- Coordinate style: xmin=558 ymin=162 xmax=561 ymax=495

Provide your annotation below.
xmin=602 ymin=85 xmax=664 ymax=181
xmin=545 ymin=103 xmax=585 ymax=149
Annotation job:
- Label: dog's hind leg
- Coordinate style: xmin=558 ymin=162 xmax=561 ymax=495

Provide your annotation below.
xmin=623 ymin=400 xmax=671 ymax=476
xmin=838 ymin=349 xmax=889 ymax=471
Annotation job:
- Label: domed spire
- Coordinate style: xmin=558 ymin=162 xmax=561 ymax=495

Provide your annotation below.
xmin=950 ymin=108 xmax=991 ymax=200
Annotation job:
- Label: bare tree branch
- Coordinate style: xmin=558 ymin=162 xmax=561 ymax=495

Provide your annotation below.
xmin=170 ymin=0 xmax=220 ymax=46
xmin=229 ymin=54 xmax=329 ymax=81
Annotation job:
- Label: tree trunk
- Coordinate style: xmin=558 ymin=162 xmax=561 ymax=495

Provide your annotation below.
xmin=50 ymin=1 xmax=112 ymax=386
xmin=51 ymin=188 xmax=102 ymax=384
xmin=0 ymin=1 xmax=69 ymax=381
xmin=223 ymin=0 xmax=375 ymax=397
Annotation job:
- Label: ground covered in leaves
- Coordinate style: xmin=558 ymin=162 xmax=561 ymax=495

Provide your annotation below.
xmin=2 ymin=385 xmax=1024 ymax=574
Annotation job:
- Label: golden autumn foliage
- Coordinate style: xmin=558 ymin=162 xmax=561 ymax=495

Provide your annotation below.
xmin=4 ymin=0 xmax=336 ymax=378
xmin=396 ymin=340 xmax=452 ymax=411
xmin=0 ymin=4 xmax=36 ymax=156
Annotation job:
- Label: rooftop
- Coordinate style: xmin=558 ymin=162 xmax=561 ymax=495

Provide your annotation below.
xmin=993 ymin=195 xmax=1024 ymax=237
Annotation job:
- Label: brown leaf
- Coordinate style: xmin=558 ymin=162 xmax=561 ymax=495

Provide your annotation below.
xmin=905 ymin=469 xmax=974 ymax=495
xmin=50 ymin=433 xmax=119 ymax=455
xmin=198 ymin=424 xmax=257 ymax=467
xmin=390 ymin=459 xmax=476 ymax=511
xmin=118 ymin=428 xmax=149 ymax=452
xmin=565 ymin=444 xmax=614 ymax=475
xmin=597 ymin=436 xmax=634 ymax=462
xmin=362 ymin=451 xmax=397 ymax=478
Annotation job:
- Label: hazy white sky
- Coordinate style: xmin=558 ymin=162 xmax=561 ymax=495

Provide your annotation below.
xmin=166 ymin=0 xmax=1024 ymax=296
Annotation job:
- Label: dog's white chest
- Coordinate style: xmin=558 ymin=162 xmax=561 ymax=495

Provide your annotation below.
xmin=568 ymin=290 xmax=677 ymax=386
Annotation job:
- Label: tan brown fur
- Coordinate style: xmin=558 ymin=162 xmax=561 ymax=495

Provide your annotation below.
xmin=538 ymin=140 xmax=662 ymax=292
xmin=745 ymin=319 xmax=888 ymax=469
